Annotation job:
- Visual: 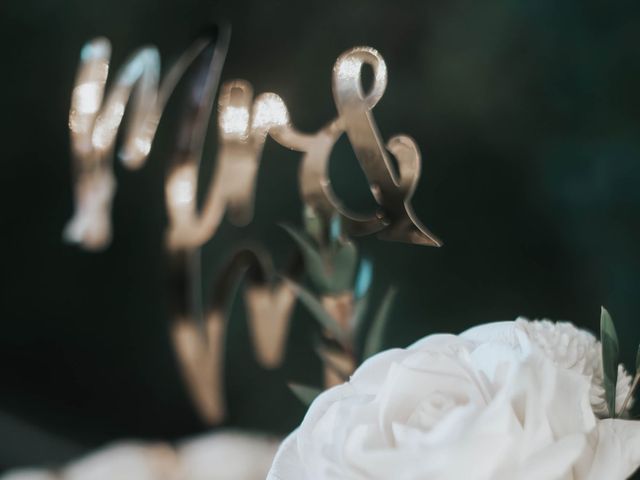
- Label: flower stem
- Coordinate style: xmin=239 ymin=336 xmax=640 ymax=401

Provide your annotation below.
xmin=619 ymin=372 xmax=640 ymax=417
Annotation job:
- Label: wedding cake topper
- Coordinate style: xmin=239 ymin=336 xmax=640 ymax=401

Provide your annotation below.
xmin=64 ymin=24 xmax=441 ymax=423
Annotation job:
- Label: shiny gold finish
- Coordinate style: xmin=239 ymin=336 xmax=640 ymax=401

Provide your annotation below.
xmin=166 ymin=81 xmax=268 ymax=249
xmin=171 ymin=247 xmax=301 ymax=424
xmin=66 ymin=38 xmax=440 ymax=250
xmin=321 ymin=347 xmax=355 ymax=389
xmin=172 ymin=311 xmax=226 ymax=424
xmin=245 ymin=283 xmax=297 ymax=368
xmin=267 ymin=46 xmax=441 ymax=246
xmin=320 ymin=292 xmax=357 ymax=388
xmin=65 ymin=33 xmax=227 ymax=249
xmin=65 ymin=31 xmax=441 ymax=424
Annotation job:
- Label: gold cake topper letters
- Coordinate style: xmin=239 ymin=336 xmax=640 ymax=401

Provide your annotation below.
xmin=65 ymin=25 xmax=440 ymax=423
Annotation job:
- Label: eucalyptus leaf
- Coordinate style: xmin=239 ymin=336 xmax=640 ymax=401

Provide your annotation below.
xmin=363 ymin=287 xmax=397 ymax=360
xmin=352 ymin=294 xmax=370 ymax=334
xmin=330 ymin=240 xmax=358 ymax=292
xmin=286 ymin=278 xmax=349 ymax=345
xmin=281 ymin=223 xmax=331 ymax=292
xmin=303 ymin=205 xmax=324 ymax=245
xmin=288 ymin=382 xmax=322 ymax=406
xmin=600 ymin=307 xmax=619 ymax=417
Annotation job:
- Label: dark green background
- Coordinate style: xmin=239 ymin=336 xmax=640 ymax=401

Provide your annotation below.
xmin=2 ymin=0 xmax=640 ymax=471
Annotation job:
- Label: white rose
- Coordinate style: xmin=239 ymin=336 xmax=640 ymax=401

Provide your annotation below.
xmin=268 ymin=320 xmax=640 ymax=480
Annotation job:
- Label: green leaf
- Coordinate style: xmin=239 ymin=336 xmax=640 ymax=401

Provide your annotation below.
xmin=281 ymin=221 xmax=360 ymax=294
xmin=635 ymin=344 xmax=640 ymax=373
xmin=601 ymin=306 xmax=620 ymax=417
xmin=303 ymin=205 xmax=324 ymax=245
xmin=285 ymin=279 xmax=349 ymax=345
xmin=288 ymin=382 xmax=322 ymax=406
xmin=352 ymin=294 xmax=370 ymax=333
xmin=330 ymin=240 xmax=358 ymax=292
xmin=281 ymin=223 xmax=331 ymax=292
xmin=363 ymin=287 xmax=397 ymax=360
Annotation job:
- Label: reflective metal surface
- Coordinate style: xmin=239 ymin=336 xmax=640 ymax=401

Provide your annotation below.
xmin=267 ymin=46 xmax=441 ymax=246
xmin=66 ymin=37 xmax=440 ymax=250
xmin=171 ymin=248 xmax=301 ymax=424
xmin=64 ymin=31 xmax=441 ymax=423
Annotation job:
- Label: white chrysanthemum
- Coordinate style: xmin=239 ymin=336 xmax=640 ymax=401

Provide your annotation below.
xmin=515 ymin=318 xmax=633 ymax=416
xmin=464 ymin=318 xmax=633 ymax=417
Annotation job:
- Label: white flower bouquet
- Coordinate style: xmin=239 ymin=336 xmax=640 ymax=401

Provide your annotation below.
xmin=268 ymin=314 xmax=640 ymax=479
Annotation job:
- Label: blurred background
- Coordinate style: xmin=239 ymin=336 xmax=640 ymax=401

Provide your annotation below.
xmin=2 ymin=0 xmax=640 ymax=471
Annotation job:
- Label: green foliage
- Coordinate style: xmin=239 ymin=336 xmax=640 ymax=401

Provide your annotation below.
xmin=331 ymin=240 xmax=358 ymax=291
xmin=288 ymin=382 xmax=322 ymax=407
xmin=285 ymin=211 xmax=398 ymax=404
xmin=352 ymin=294 xmax=370 ymax=333
xmin=303 ymin=205 xmax=324 ymax=245
xmin=285 ymin=279 xmax=350 ymax=346
xmin=281 ymin=224 xmax=331 ymax=291
xmin=281 ymin=222 xmax=358 ymax=294
xmin=600 ymin=307 xmax=620 ymax=418
xmin=363 ymin=287 xmax=397 ymax=360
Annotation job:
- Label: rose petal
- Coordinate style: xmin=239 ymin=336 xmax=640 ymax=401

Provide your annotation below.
xmin=266 ymin=432 xmax=304 ymax=480
xmin=576 ymin=419 xmax=640 ymax=480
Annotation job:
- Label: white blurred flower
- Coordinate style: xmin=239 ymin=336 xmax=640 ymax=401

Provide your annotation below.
xmin=0 ymin=470 xmax=58 ymax=480
xmin=268 ymin=320 xmax=640 ymax=480
xmin=1 ymin=430 xmax=280 ymax=480
xmin=63 ymin=442 xmax=177 ymax=480
xmin=178 ymin=431 xmax=280 ymax=480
